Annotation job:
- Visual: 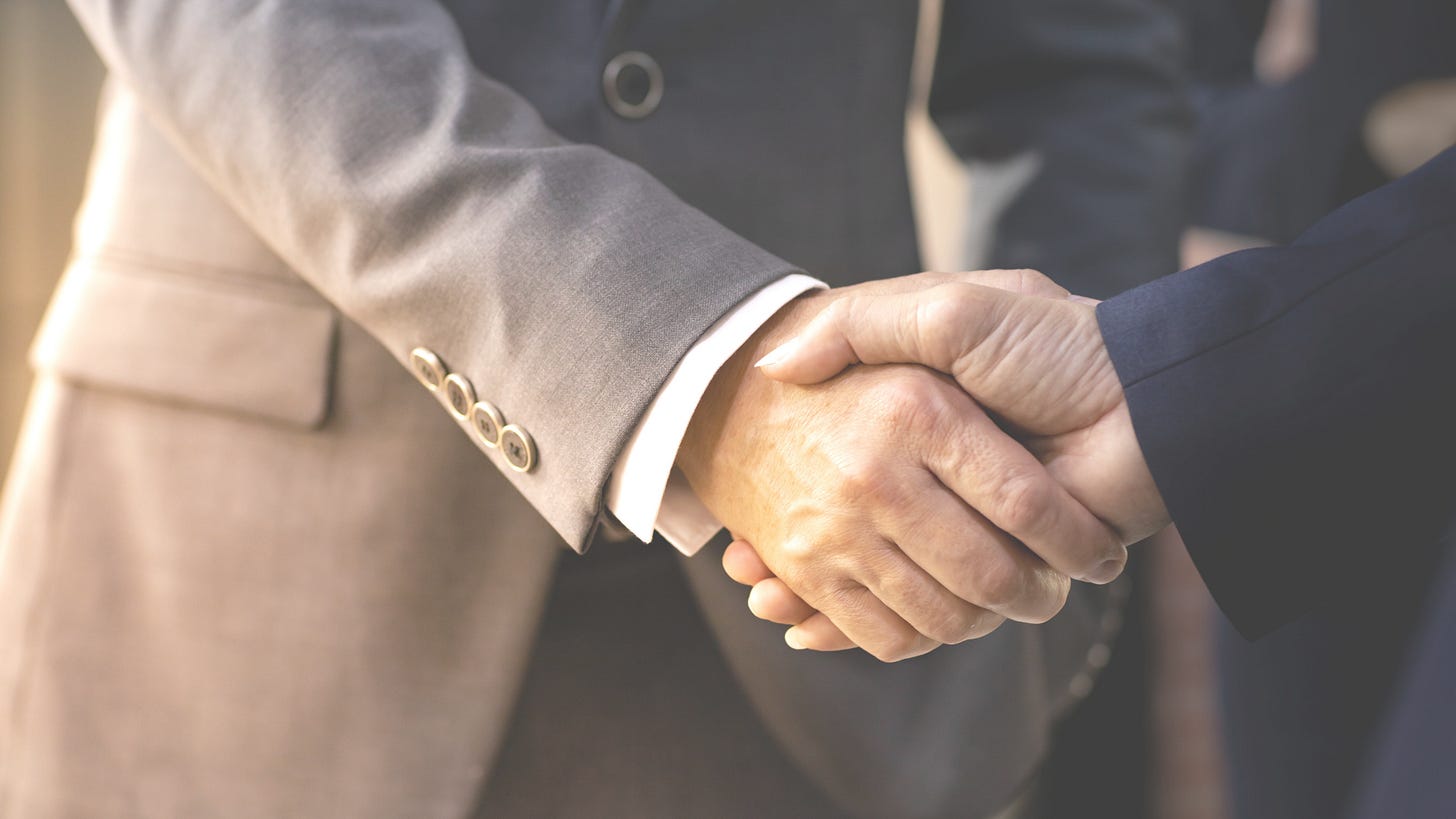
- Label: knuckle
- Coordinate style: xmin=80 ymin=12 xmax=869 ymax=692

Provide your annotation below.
xmin=918 ymin=284 xmax=977 ymax=334
xmin=773 ymin=536 xmax=832 ymax=593
xmin=993 ymin=472 xmax=1056 ymax=535
xmin=776 ymin=535 xmax=818 ymax=568
xmin=1012 ymin=268 xmax=1056 ymax=292
xmin=870 ymin=629 xmax=930 ymax=664
xmin=838 ymin=460 xmax=901 ymax=507
xmin=923 ymin=604 xmax=985 ymax=645
xmin=974 ymin=555 xmax=1029 ymax=613
xmin=818 ymin=297 xmax=853 ymax=329
xmin=821 ymin=579 xmax=871 ymax=615
xmin=873 ymin=373 xmax=944 ymax=427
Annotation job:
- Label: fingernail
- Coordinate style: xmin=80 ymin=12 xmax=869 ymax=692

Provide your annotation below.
xmin=754 ymin=339 xmax=799 ymax=369
xmin=1083 ymin=558 xmax=1125 ymax=585
xmin=784 ymin=629 xmax=806 ymax=650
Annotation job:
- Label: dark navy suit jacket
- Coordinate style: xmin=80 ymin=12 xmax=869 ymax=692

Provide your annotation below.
xmin=1179 ymin=3 xmax=1455 ymax=817
xmin=1099 ymin=144 xmax=1456 ymax=816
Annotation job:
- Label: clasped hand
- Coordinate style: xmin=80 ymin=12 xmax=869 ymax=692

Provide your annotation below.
xmin=676 ymin=270 xmax=1170 ymax=661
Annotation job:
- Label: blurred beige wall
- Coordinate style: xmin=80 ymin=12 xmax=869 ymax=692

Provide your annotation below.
xmin=0 ymin=2 xmax=102 ymax=477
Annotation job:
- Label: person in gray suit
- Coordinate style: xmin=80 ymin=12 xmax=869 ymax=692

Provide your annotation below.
xmin=0 ymin=1 xmax=1186 ymax=817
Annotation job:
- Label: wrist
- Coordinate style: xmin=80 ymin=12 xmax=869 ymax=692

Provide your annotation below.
xmin=1107 ymin=399 xmax=1173 ymax=541
xmin=677 ymin=291 xmax=829 ymax=487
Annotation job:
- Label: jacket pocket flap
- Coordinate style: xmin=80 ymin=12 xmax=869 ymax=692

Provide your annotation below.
xmin=30 ymin=258 xmax=337 ymax=428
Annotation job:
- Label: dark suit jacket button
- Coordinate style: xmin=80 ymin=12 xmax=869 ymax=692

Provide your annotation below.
xmin=603 ymin=51 xmax=663 ymax=119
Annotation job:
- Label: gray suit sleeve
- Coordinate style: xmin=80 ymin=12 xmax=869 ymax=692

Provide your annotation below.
xmin=65 ymin=0 xmax=800 ymax=550
xmin=930 ymin=0 xmax=1191 ymax=297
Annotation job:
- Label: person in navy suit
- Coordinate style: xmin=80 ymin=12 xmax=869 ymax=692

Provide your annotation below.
xmin=1181 ymin=0 xmax=1456 ymax=814
xmin=727 ymin=142 xmax=1456 ymax=818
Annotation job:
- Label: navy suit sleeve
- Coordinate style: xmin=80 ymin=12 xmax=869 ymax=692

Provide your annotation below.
xmin=1097 ymin=146 xmax=1456 ymax=638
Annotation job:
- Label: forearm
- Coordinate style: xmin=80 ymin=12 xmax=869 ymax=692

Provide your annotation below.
xmin=68 ymin=0 xmax=798 ymax=547
xmin=1099 ymin=147 xmax=1456 ymax=636
xmin=606 ymin=274 xmax=825 ymax=554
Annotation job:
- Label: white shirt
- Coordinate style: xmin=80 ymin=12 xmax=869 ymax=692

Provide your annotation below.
xmin=604 ymin=273 xmax=824 ymax=554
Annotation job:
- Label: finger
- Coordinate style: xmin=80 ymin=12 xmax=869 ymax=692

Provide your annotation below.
xmin=784 ymin=572 xmax=939 ymax=663
xmin=723 ymin=539 xmax=776 ymax=585
xmin=755 ymin=490 xmax=1010 ymax=642
xmin=756 ymin=269 xmax=1066 ymax=384
xmin=748 ymin=578 xmax=819 ymax=625
xmin=948 ymin=268 xmax=1069 ymax=299
xmin=851 ymin=535 xmax=1010 ymax=641
xmin=854 ymin=268 xmax=1068 ymax=299
xmin=924 ymin=394 xmax=1127 ymax=584
xmin=784 ymin=612 xmax=857 ymax=652
xmin=885 ymin=470 xmax=1063 ymax=624
xmin=755 ymin=282 xmax=1012 ymax=384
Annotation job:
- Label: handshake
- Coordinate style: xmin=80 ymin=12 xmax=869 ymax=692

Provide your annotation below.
xmin=677 ymin=269 xmax=1173 ymax=661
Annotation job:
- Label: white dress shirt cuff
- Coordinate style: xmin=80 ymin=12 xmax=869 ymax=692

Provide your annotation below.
xmin=605 ymin=273 xmax=825 ymax=555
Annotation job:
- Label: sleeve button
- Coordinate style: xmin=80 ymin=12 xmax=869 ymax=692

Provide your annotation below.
xmin=409 ymin=348 xmax=447 ymax=391
xmin=470 ymin=401 xmax=506 ymax=449
xmin=500 ymin=424 xmax=537 ymax=473
xmin=443 ymin=374 xmax=476 ymax=421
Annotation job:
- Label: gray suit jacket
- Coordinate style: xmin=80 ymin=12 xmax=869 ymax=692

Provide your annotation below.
xmin=0 ymin=2 xmax=1186 ymax=817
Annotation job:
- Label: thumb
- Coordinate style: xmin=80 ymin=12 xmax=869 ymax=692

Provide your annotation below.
xmin=752 ymin=290 xmax=922 ymax=384
xmin=755 ymin=284 xmax=1008 ymax=384
xmin=751 ymin=303 xmax=863 ymax=384
xmin=950 ymin=268 xmax=1070 ymax=299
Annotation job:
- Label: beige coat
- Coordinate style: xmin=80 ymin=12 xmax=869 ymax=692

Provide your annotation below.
xmin=1 ymin=87 xmax=563 ymax=817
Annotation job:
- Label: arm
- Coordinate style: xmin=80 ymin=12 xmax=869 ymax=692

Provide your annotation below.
xmin=605 ymin=274 xmax=824 ymax=554
xmin=70 ymin=0 xmax=1121 ymax=660
xmin=742 ymin=146 xmax=1456 ymax=645
xmin=64 ymin=0 xmax=798 ymax=550
xmin=930 ymin=0 xmax=1190 ymax=297
xmin=1098 ymin=145 xmax=1456 ymax=636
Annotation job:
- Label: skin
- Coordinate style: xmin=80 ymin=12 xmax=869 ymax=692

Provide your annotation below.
xmin=676 ymin=271 xmax=1128 ymax=661
xmin=723 ymin=270 xmax=1172 ymax=655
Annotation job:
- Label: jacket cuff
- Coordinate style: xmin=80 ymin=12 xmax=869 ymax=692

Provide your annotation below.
xmin=604 ymin=274 xmax=825 ymax=555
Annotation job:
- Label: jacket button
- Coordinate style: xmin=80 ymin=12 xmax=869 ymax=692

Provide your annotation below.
xmin=470 ymin=400 xmax=506 ymax=449
xmin=603 ymin=51 xmax=663 ymax=119
xmin=443 ymin=374 xmax=476 ymax=421
xmin=409 ymin=348 xmax=447 ymax=391
xmin=500 ymin=424 xmax=537 ymax=473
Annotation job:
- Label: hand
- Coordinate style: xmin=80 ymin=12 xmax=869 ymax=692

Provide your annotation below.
xmin=726 ymin=270 xmax=1171 ymax=652
xmin=677 ymin=272 xmax=1128 ymax=662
